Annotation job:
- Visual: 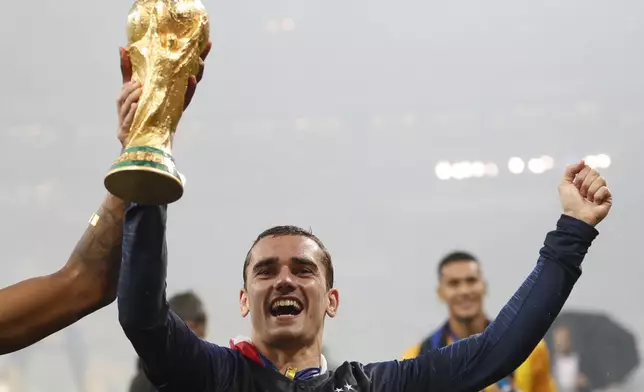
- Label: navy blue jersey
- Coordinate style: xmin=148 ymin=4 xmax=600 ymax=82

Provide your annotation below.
xmin=117 ymin=204 xmax=598 ymax=392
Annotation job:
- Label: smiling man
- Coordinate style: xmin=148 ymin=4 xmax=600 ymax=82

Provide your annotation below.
xmin=117 ymin=158 xmax=612 ymax=392
xmin=401 ymin=251 xmax=557 ymax=392
xmin=230 ymin=226 xmax=337 ymax=379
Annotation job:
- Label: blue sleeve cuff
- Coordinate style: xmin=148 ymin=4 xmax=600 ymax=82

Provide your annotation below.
xmin=556 ymin=214 xmax=599 ymax=243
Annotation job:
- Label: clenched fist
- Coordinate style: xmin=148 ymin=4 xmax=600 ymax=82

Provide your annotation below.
xmin=559 ymin=161 xmax=612 ymax=227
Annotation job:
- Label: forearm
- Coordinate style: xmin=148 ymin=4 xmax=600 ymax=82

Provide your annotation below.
xmin=0 ymin=194 xmax=124 ymax=355
xmin=118 ymin=203 xmax=169 ymax=330
xmin=66 ymin=193 xmax=125 ymax=307
xmin=117 ymin=203 xmax=221 ymax=389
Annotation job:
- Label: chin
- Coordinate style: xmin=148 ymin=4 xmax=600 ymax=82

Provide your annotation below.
xmin=455 ymin=312 xmax=479 ymax=323
xmin=266 ymin=328 xmax=307 ymax=347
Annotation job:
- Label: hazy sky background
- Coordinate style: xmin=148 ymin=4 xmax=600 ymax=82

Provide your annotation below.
xmin=0 ymin=0 xmax=642 ymax=391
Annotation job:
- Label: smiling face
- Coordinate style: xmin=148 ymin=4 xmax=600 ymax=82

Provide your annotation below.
xmin=240 ymin=234 xmax=339 ymax=349
xmin=438 ymin=259 xmax=486 ymax=323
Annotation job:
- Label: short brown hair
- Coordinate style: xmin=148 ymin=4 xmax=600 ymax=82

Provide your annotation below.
xmin=438 ymin=251 xmax=479 ymax=278
xmin=168 ymin=291 xmax=206 ymax=324
xmin=243 ymin=225 xmax=334 ymax=290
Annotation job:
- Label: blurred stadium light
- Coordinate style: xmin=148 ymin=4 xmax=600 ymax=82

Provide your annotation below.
xmin=434 ymin=154 xmax=610 ymax=180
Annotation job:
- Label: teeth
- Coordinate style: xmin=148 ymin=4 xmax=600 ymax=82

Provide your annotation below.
xmin=271 ymin=299 xmax=301 ymax=310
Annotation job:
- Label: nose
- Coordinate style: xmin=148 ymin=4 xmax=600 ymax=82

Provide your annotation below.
xmin=455 ymin=283 xmax=472 ymax=296
xmin=273 ymin=265 xmax=296 ymax=293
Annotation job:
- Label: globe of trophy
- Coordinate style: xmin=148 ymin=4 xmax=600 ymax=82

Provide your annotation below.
xmin=104 ymin=0 xmax=209 ymax=205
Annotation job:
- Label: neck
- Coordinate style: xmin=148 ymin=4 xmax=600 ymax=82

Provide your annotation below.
xmin=252 ymin=337 xmax=322 ymax=374
xmin=448 ymin=313 xmax=488 ymax=340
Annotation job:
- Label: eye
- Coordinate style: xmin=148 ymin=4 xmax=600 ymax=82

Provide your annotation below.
xmin=297 ymin=268 xmax=314 ymax=275
xmin=255 ymin=268 xmax=270 ymax=276
xmin=447 ymin=280 xmax=458 ymax=288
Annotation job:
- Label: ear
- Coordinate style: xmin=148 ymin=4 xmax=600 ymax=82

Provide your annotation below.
xmin=437 ymin=282 xmax=446 ymax=303
xmin=239 ymin=288 xmax=250 ymax=317
xmin=482 ymin=278 xmax=488 ymax=297
xmin=325 ymin=288 xmax=340 ymax=318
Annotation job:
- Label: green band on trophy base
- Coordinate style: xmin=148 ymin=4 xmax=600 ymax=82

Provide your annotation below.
xmin=104 ymin=146 xmax=184 ymax=205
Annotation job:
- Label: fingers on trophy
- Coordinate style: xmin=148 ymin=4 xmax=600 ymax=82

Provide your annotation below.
xmin=104 ymin=0 xmax=210 ymax=205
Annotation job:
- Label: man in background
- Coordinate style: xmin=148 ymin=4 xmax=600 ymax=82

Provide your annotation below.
xmin=551 ymin=324 xmax=590 ymax=392
xmin=128 ymin=291 xmax=208 ymax=392
xmin=402 ymin=251 xmax=557 ymax=392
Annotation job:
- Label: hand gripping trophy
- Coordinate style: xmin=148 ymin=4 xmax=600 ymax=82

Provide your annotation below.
xmin=104 ymin=0 xmax=209 ymax=205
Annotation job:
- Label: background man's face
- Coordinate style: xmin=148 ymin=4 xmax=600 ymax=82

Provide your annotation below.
xmin=438 ymin=260 xmax=486 ymax=323
xmin=186 ymin=320 xmax=207 ymax=339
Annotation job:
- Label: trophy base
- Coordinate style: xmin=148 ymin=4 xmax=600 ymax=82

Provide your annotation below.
xmin=104 ymin=146 xmax=184 ymax=205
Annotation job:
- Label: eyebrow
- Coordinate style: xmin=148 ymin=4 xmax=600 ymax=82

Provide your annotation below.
xmin=291 ymin=257 xmax=319 ymax=270
xmin=252 ymin=257 xmax=279 ymax=272
xmin=443 ymin=274 xmax=479 ymax=282
xmin=252 ymin=257 xmax=318 ymax=272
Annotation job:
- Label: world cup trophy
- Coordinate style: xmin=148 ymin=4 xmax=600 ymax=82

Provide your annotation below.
xmin=104 ymin=0 xmax=210 ymax=205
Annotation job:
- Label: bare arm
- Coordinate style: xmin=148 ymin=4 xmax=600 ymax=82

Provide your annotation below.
xmin=0 ymin=194 xmax=124 ymax=355
xmin=0 ymin=34 xmax=206 ymax=355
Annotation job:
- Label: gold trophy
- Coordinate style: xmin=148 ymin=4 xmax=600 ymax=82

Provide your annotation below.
xmin=104 ymin=0 xmax=210 ymax=205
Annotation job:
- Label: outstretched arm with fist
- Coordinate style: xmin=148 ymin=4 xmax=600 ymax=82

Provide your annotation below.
xmin=390 ymin=163 xmax=613 ymax=392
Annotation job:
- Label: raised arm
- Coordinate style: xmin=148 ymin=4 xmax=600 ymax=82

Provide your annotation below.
xmin=118 ymin=203 xmax=235 ymax=390
xmin=116 ymin=43 xmax=235 ymax=391
xmin=365 ymin=162 xmax=612 ymax=392
xmin=0 ymin=194 xmax=124 ymax=355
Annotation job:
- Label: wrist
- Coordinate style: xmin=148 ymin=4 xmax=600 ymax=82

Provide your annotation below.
xmin=562 ymin=211 xmax=597 ymax=227
xmin=558 ymin=213 xmax=600 ymax=236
